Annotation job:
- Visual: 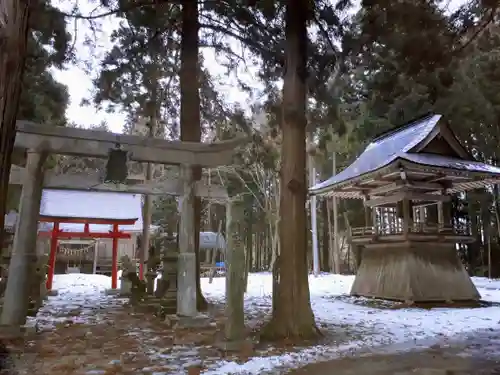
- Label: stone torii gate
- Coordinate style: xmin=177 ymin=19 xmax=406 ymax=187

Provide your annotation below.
xmin=3 ymin=120 xmax=248 ymax=326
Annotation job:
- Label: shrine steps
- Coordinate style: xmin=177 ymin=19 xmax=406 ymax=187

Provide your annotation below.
xmin=350 ymin=241 xmax=480 ymax=303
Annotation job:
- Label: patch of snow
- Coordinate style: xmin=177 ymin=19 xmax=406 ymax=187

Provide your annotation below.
xmin=53 ymin=273 xmax=114 ymax=294
xmin=30 ymin=272 xmax=500 ymax=375
xmin=202 ymin=273 xmax=500 ymax=374
xmin=30 ymin=273 xmax=125 ymax=329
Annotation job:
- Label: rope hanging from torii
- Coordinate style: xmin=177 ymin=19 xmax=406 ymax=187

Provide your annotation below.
xmin=58 ymin=242 xmax=95 ymax=256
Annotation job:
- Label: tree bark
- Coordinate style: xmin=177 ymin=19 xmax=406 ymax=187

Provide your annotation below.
xmin=179 ymin=0 xmax=208 ymax=311
xmin=261 ymin=0 xmax=319 ymax=341
xmin=141 ymin=62 xmax=159 ymax=282
xmin=0 ymin=0 xmax=32 ymax=249
xmin=244 ymin=195 xmax=253 ymax=287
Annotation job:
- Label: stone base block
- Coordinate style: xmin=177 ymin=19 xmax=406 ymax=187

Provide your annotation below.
xmin=174 ymin=314 xmax=211 ymax=329
xmin=164 ymin=314 xmax=180 ymax=328
xmin=351 ymin=242 xmax=481 ymax=302
xmin=47 ymin=289 xmax=59 ymax=297
xmin=120 ymin=278 xmax=132 ymax=296
xmin=104 ymin=288 xmax=120 ymax=296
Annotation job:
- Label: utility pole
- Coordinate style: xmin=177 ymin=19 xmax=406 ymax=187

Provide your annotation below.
xmin=308 ymin=139 xmax=320 ymax=276
xmin=332 ymin=151 xmax=340 ymax=274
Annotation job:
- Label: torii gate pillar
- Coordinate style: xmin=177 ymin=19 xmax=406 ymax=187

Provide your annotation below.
xmin=1 ymin=151 xmax=46 ymax=326
xmin=177 ymin=165 xmax=197 ymax=316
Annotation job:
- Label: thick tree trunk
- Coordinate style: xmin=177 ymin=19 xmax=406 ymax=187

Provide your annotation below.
xmin=179 ymin=0 xmax=207 ymax=311
xmin=141 ymin=66 xmax=159 ymax=282
xmin=0 ymin=0 xmax=31 ymax=248
xmin=261 ymin=0 xmax=319 ymax=341
xmin=245 ymin=195 xmax=253 ymax=280
xmin=257 ymin=223 xmax=262 ymax=271
xmin=141 ymin=171 xmax=152 ymax=272
xmin=493 ymin=184 xmax=500 ymax=277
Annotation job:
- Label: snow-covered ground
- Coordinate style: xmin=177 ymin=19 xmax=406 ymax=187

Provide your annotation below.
xmin=30 ymin=273 xmax=500 ymax=374
xmin=202 ymin=273 xmax=500 ymax=373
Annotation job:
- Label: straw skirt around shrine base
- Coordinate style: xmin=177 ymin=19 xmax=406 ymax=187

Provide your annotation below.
xmin=350 ymin=241 xmax=481 ymax=302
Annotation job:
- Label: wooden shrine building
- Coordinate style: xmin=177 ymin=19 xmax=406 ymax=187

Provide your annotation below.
xmin=310 ymin=114 xmax=500 ymax=303
xmin=37 ymin=190 xmax=146 ymax=290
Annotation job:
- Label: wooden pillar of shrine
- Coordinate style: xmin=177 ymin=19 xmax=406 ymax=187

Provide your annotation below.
xmin=46 ymin=222 xmax=59 ymax=290
xmin=438 ymin=202 xmax=444 ymax=226
xmin=364 ymin=206 xmax=371 ymax=227
xmin=437 ymin=189 xmax=450 ymax=227
xmin=1 ymin=151 xmax=46 ymax=326
xmin=418 ymin=207 xmax=425 ymax=223
xmin=371 ymin=207 xmax=377 ymax=234
xmin=402 ymin=198 xmax=411 ymax=237
xmin=438 ymin=202 xmax=452 ymax=226
xmin=426 ymin=204 xmax=438 ymax=225
xmin=111 ymin=224 xmax=119 ymax=289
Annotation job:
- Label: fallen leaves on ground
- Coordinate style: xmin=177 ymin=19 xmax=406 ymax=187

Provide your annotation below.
xmin=10 ymin=298 xmax=370 ymax=375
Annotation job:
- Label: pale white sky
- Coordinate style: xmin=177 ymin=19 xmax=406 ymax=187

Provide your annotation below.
xmin=52 ymin=0 xmax=465 ymax=134
xmin=53 ymin=1 xmax=262 ymax=133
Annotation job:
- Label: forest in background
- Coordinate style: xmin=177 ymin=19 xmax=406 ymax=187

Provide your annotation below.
xmin=2 ymin=0 xmax=499 ymax=340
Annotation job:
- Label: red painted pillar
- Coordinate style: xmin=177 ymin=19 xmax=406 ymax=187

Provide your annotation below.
xmin=46 ymin=222 xmax=59 ymax=290
xmin=139 ymin=262 xmax=144 ymax=281
xmin=111 ymin=224 xmax=119 ymax=289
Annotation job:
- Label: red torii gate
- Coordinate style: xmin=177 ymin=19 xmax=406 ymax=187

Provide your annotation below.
xmin=38 ymin=215 xmax=138 ymax=290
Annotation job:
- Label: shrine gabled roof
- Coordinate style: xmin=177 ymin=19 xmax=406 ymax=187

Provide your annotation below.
xmin=310 ymin=113 xmax=500 ymax=196
xmin=39 ymin=190 xmax=144 ymax=233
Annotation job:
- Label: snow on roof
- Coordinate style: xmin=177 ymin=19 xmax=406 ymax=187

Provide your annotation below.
xmin=200 ymin=231 xmax=226 ymax=250
xmin=403 ymin=153 xmax=500 ymax=174
xmin=311 ymin=114 xmax=500 ymax=195
xmin=164 ymin=231 xmax=226 ymax=250
xmin=39 ymin=190 xmax=144 ymax=233
xmin=311 ymin=114 xmax=440 ymax=193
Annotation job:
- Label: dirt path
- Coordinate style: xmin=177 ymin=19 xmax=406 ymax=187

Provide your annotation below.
xmin=15 ymin=301 xmax=251 ymax=375
xmin=287 ymin=331 xmax=500 ymax=375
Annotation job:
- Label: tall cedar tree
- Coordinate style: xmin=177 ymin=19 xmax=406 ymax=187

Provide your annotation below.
xmin=179 ymin=0 xmax=208 ymax=310
xmin=261 ymin=0 xmax=319 ymax=341
xmin=0 ymin=0 xmax=31 ymax=249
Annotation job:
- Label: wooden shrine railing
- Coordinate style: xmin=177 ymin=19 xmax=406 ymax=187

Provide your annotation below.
xmin=350 ymin=222 xmax=472 ymax=238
